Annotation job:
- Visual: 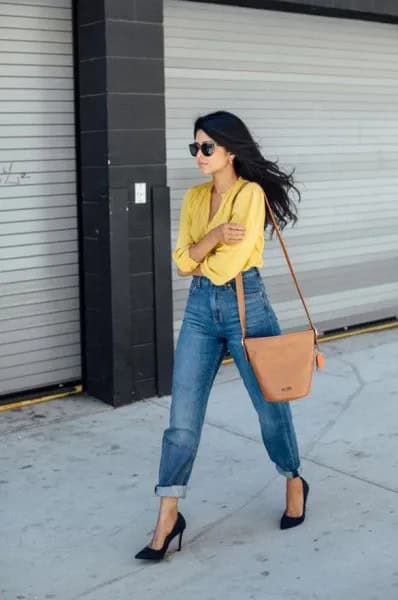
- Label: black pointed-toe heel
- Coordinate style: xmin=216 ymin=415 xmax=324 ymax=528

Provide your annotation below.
xmin=280 ymin=476 xmax=309 ymax=530
xmin=134 ymin=512 xmax=186 ymax=561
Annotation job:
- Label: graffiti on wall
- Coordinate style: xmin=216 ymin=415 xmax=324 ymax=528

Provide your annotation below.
xmin=0 ymin=162 xmax=30 ymax=186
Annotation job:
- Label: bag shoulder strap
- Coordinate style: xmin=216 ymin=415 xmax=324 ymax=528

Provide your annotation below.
xmin=231 ymin=182 xmax=319 ymax=345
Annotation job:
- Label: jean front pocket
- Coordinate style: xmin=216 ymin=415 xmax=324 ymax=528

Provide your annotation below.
xmin=230 ymin=279 xmax=262 ymax=298
xmin=188 ymin=277 xmax=200 ymax=296
xmin=240 ymin=281 xmax=281 ymax=338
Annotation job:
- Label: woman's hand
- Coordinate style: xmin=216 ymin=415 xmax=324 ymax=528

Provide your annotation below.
xmin=212 ymin=223 xmax=246 ymax=244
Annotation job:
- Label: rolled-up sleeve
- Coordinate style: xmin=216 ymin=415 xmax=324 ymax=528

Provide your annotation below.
xmin=200 ymin=183 xmax=265 ymax=285
xmin=172 ymin=189 xmax=200 ymax=273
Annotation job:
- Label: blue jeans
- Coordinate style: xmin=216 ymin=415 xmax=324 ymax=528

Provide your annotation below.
xmin=154 ymin=267 xmax=301 ymax=498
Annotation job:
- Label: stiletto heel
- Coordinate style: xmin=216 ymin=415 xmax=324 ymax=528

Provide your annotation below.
xmin=177 ymin=530 xmax=183 ymax=551
xmin=280 ymin=476 xmax=309 ymax=530
xmin=134 ymin=512 xmax=186 ymax=561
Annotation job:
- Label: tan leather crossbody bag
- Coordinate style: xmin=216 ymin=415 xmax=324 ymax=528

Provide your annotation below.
xmin=233 ymin=183 xmax=324 ymax=402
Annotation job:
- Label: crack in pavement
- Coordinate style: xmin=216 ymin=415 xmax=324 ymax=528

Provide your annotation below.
xmin=70 ymin=565 xmax=151 ymax=600
xmin=150 ymin=398 xmax=263 ymax=445
xmin=152 ymin=355 xmax=368 ymax=456
xmin=187 ymin=476 xmax=278 ymax=546
xmin=303 ymin=355 xmax=366 ymax=457
xmin=303 ymin=457 xmax=398 ymax=494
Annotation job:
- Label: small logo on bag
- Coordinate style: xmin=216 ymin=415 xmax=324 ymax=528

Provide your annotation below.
xmin=281 ymin=386 xmax=293 ymax=392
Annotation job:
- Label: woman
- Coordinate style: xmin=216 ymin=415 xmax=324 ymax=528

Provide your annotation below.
xmin=135 ymin=111 xmax=309 ymax=561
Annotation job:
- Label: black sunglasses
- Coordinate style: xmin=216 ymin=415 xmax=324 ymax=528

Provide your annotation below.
xmin=189 ymin=141 xmax=217 ymax=157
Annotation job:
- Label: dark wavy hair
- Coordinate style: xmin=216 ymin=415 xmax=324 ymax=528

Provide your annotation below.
xmin=194 ymin=110 xmax=301 ymax=233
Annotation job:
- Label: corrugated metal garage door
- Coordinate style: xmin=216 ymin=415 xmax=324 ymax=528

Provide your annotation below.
xmin=0 ymin=0 xmax=81 ymax=396
xmin=164 ymin=0 xmax=398 ymax=342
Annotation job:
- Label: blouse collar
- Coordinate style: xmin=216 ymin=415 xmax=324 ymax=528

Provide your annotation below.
xmin=208 ymin=175 xmax=246 ymax=197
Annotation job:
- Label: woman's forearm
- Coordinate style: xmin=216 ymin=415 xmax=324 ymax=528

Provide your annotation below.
xmin=177 ymin=222 xmax=245 ymax=277
xmin=176 ymin=231 xmax=217 ymax=277
xmin=188 ymin=229 xmax=219 ymax=263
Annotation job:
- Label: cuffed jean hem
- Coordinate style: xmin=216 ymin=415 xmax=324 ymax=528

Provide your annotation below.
xmin=276 ymin=465 xmax=302 ymax=479
xmin=154 ymin=484 xmax=187 ymax=498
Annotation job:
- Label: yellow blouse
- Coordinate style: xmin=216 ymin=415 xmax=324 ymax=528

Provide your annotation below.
xmin=172 ymin=176 xmax=265 ymax=285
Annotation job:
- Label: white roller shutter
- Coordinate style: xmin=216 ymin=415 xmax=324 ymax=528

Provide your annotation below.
xmin=164 ymin=0 xmax=398 ymax=342
xmin=0 ymin=0 xmax=81 ymax=396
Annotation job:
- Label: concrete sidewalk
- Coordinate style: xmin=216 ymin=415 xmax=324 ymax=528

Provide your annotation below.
xmin=1 ymin=328 xmax=398 ymax=600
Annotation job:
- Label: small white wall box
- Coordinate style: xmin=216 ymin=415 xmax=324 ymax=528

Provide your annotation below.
xmin=134 ymin=182 xmax=147 ymax=204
